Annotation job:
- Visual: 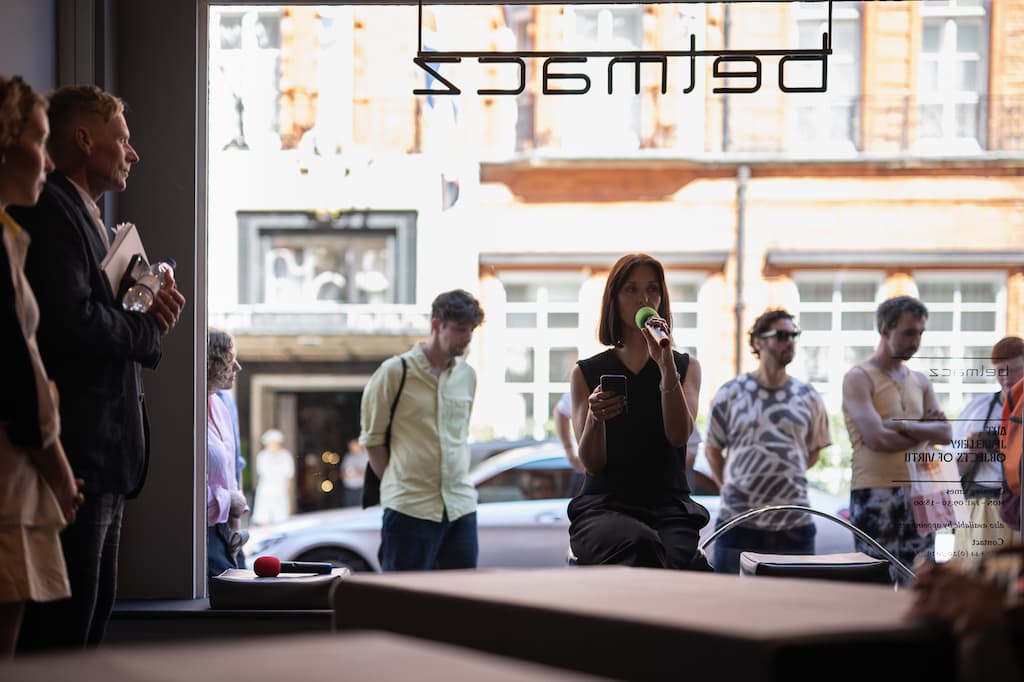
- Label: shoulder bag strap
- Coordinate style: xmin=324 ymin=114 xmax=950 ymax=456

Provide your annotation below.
xmin=385 ymin=357 xmax=407 ymax=446
xmin=961 ymin=391 xmax=1003 ymax=491
xmin=362 ymin=357 xmax=407 ymax=509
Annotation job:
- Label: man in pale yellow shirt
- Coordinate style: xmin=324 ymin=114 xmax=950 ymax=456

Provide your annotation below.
xmin=359 ymin=289 xmax=485 ymax=571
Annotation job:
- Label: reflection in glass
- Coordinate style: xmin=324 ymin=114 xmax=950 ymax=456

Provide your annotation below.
xmin=961 ymin=281 xmax=997 ymax=302
xmin=963 ymin=345 xmax=994 ymax=383
xmin=549 ymin=348 xmax=578 ymax=382
xmin=840 ymin=312 xmax=874 ymax=331
xmin=914 ymin=347 xmax=952 ymax=387
xmin=928 ymin=311 xmax=954 ymax=331
xmin=919 ymin=282 xmax=956 ymax=302
xmin=505 ymin=347 xmax=534 ymax=382
xmin=675 ymin=312 xmax=698 ymax=329
xmin=219 ymin=14 xmax=243 ymax=50
xmin=669 ymin=282 xmax=699 ymax=303
xmin=797 ymin=281 xmax=833 ymax=302
xmin=843 ymin=346 xmax=874 ymax=370
xmin=799 ymin=312 xmax=831 ymax=331
xmin=839 ymin=281 xmax=877 ymax=302
xmin=800 ymin=346 xmax=829 ymax=383
xmin=961 ymin=311 xmax=995 ymax=332
xmin=261 ymin=233 xmax=393 ymax=304
xmin=548 ymin=312 xmax=579 ymax=329
xmin=506 ymin=312 xmax=537 ymax=329
xmin=476 ymin=466 xmax=573 ymax=503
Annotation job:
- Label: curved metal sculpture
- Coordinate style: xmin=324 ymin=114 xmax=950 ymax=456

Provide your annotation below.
xmin=698 ymin=504 xmax=915 ymax=584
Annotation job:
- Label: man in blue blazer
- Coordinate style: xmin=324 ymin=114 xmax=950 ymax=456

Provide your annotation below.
xmin=10 ymin=85 xmax=185 ymax=650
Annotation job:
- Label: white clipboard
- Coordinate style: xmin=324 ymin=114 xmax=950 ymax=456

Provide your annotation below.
xmin=100 ymin=222 xmax=148 ymax=295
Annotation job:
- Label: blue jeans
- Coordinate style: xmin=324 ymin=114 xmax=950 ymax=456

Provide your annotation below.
xmin=379 ymin=508 xmax=478 ymax=571
xmin=712 ymin=521 xmax=816 ymax=575
xmin=18 ymin=493 xmax=124 ymax=651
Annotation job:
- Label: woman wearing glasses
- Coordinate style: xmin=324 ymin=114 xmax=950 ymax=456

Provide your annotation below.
xmin=704 ymin=309 xmax=832 ymax=574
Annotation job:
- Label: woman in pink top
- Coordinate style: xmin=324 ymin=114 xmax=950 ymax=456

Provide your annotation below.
xmin=207 ymin=328 xmax=247 ymax=576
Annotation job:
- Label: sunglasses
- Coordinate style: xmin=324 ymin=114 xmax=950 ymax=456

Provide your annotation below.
xmin=760 ymin=330 xmax=802 ymax=341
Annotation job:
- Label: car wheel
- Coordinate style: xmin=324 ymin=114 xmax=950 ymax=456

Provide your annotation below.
xmin=297 ymin=547 xmax=373 ymax=573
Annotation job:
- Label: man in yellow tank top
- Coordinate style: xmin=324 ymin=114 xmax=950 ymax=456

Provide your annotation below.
xmin=842 ymin=296 xmax=952 ymax=585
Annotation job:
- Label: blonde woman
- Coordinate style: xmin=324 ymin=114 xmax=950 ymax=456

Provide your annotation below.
xmin=0 ymin=74 xmax=82 ymax=657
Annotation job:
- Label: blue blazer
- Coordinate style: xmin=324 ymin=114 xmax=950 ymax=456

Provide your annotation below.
xmin=9 ymin=172 xmax=162 ymax=497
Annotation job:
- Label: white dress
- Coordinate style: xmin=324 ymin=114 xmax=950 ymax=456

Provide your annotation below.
xmin=0 ymin=210 xmax=71 ymax=603
xmin=251 ymin=447 xmax=295 ymax=525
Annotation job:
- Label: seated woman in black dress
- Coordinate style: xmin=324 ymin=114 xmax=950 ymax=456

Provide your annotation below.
xmin=568 ymin=253 xmax=709 ymax=569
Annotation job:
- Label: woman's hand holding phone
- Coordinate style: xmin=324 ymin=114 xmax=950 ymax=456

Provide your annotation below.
xmin=591 ymin=374 xmax=627 ymax=421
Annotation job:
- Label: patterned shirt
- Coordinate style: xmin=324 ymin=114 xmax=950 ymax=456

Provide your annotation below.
xmin=707 ymin=374 xmax=831 ymax=530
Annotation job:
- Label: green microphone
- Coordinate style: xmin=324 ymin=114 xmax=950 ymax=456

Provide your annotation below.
xmin=635 ymin=306 xmax=670 ymax=348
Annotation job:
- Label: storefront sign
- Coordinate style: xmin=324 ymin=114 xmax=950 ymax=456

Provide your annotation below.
xmin=414 ymin=1 xmax=833 ymax=97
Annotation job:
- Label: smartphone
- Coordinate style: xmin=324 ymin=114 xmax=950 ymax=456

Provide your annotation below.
xmin=600 ymin=374 xmax=628 ymax=415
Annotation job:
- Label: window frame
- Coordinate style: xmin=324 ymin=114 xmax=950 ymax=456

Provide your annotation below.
xmin=909 ymin=270 xmax=1006 ymax=411
xmin=549 ymin=3 xmax=646 ymax=155
xmin=497 ymin=270 xmax=586 ymax=439
xmin=788 ymin=1 xmax=863 ymax=154
xmin=793 ymin=271 xmax=885 ymax=410
xmin=915 ymin=0 xmax=990 ymax=152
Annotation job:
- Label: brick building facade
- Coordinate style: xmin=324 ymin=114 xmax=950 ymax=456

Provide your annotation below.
xmin=208 ymin=1 xmax=1024 ymax=506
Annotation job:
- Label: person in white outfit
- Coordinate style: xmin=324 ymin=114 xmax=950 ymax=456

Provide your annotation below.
xmin=251 ymin=429 xmax=294 ymax=525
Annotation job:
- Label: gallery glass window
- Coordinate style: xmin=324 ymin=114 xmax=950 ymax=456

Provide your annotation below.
xmin=794 ymin=274 xmax=883 ymax=410
xmin=918 ymin=0 xmax=988 ymax=149
xmin=909 ymin=273 xmax=1005 ymax=412
xmin=236 ymin=211 xmax=415 ymax=308
xmin=210 ymin=8 xmax=283 ymax=151
xmin=500 ymin=273 xmax=585 ymax=439
xmin=498 ymin=269 xmax=702 ymax=440
xmin=789 ymin=1 xmax=862 ymax=152
xmin=555 ymin=4 xmax=644 ymax=154
xmin=666 ymin=276 xmax=701 ymax=359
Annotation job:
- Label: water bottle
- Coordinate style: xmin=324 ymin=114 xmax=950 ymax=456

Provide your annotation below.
xmin=122 ymin=258 xmax=176 ymax=312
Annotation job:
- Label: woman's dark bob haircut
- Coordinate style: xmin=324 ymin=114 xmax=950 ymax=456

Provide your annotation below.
xmin=598 ymin=253 xmax=672 ymax=347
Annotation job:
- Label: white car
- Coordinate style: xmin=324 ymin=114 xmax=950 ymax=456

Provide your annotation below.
xmin=244 ymin=441 xmax=854 ymax=572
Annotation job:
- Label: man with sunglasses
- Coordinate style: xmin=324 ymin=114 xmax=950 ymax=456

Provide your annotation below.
xmin=705 ymin=309 xmax=831 ymax=573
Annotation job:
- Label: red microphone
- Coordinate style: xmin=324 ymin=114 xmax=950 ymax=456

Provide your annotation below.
xmin=635 ymin=306 xmax=670 ymax=349
xmin=253 ymin=556 xmax=333 ymax=577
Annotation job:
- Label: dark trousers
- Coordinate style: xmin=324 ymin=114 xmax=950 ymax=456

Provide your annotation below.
xmin=568 ymin=494 xmax=708 ymax=570
xmin=207 ymin=522 xmax=246 ymax=577
xmin=17 ymin=493 xmax=124 ymax=651
xmin=850 ymin=487 xmax=934 ymax=587
xmin=341 ymin=487 xmax=363 ymax=508
xmin=379 ymin=508 xmax=478 ymax=571
xmin=711 ymin=522 xmax=816 ymax=575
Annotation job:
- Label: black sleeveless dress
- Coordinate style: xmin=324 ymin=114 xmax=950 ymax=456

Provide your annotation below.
xmin=568 ymin=349 xmax=710 ymax=569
